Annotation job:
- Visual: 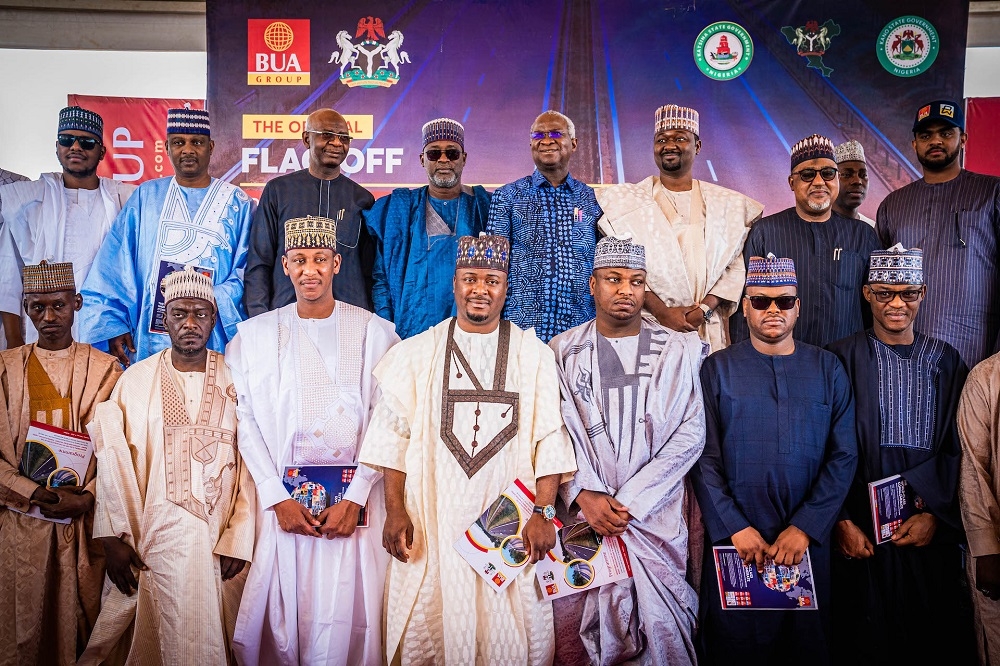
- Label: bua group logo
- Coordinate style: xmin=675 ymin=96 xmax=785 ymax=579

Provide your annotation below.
xmin=247 ymin=19 xmax=311 ymax=85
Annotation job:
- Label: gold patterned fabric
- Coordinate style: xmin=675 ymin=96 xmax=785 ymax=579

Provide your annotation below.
xmin=0 ymin=343 xmax=121 ymax=666
xmin=284 ymin=215 xmax=337 ymax=251
xmin=22 ymin=260 xmax=76 ymax=294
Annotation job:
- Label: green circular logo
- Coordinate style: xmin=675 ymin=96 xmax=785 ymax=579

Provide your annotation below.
xmin=877 ymin=16 xmax=939 ymax=77
xmin=694 ymin=22 xmax=753 ymax=81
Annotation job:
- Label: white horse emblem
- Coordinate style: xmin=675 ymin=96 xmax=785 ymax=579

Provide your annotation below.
xmin=327 ymin=30 xmax=359 ymax=77
xmin=379 ymin=31 xmax=410 ymax=77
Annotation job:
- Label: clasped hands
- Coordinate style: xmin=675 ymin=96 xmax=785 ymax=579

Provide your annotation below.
xmin=731 ymin=524 xmax=810 ymax=572
xmin=274 ymin=497 xmax=361 ymax=539
xmin=834 ymin=513 xmax=938 ymax=560
xmin=29 ymin=485 xmax=94 ymax=520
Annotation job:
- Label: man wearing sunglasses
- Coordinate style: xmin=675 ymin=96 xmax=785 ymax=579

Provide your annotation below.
xmin=487 ymin=110 xmax=602 ymax=343
xmin=364 ymin=118 xmax=491 ymax=339
xmin=79 ymin=108 xmax=255 ymax=367
xmin=877 ymin=100 xmax=1000 ymax=372
xmin=732 ymin=134 xmax=881 ymax=349
xmin=692 ymin=254 xmax=857 ymax=665
xmin=245 ymin=108 xmax=377 ymax=318
xmin=597 ymin=104 xmax=763 ymax=354
xmin=832 ymin=140 xmax=874 ymax=227
xmin=0 ymin=107 xmax=135 ymax=350
xmin=826 ymin=246 xmax=974 ymax=663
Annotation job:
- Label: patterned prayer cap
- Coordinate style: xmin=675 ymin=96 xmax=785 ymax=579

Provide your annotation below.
xmin=834 ymin=140 xmax=866 ymax=164
xmin=22 ymin=261 xmax=75 ymax=294
xmin=160 ymin=266 xmax=215 ymax=308
xmin=422 ymin=118 xmax=465 ymax=148
xmin=285 ymin=215 xmax=337 ymax=252
xmin=456 ymin=232 xmax=510 ymax=273
xmin=790 ymin=134 xmax=835 ymax=169
xmin=746 ymin=253 xmax=797 ymax=287
xmin=594 ymin=234 xmax=646 ymax=271
xmin=655 ymin=104 xmax=699 ymax=136
xmin=58 ymin=106 xmax=103 ymax=140
xmin=166 ymin=108 xmax=211 ymax=136
xmin=868 ymin=243 xmax=923 ymax=285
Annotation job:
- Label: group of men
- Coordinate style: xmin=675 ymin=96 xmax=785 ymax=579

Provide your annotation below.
xmin=0 ymin=94 xmax=997 ymax=666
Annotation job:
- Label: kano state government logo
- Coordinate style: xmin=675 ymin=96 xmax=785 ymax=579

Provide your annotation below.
xmin=694 ymin=22 xmax=753 ymax=80
xmin=781 ymin=19 xmax=841 ymax=77
xmin=328 ymin=17 xmax=411 ymax=88
xmin=877 ymin=16 xmax=939 ymax=77
xmin=247 ymin=19 xmax=311 ymax=85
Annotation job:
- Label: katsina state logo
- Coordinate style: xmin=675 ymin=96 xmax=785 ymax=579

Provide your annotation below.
xmin=877 ymin=16 xmax=939 ymax=78
xmin=694 ymin=22 xmax=753 ymax=81
xmin=328 ymin=16 xmax=411 ymax=88
xmin=781 ymin=19 xmax=841 ymax=77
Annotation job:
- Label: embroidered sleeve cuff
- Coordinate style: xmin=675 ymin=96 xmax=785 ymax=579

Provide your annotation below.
xmin=967 ymin=527 xmax=1000 ymax=558
xmin=343 ymin=464 xmax=382 ymax=506
xmin=257 ymin=475 xmax=291 ymax=510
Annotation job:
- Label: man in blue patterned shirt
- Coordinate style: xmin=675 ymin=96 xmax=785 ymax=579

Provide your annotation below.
xmin=486 ymin=110 xmax=602 ymax=342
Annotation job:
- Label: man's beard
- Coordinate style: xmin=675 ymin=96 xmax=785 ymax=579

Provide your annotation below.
xmin=172 ymin=341 xmax=206 ymax=356
xmin=430 ymin=171 xmax=460 ymax=188
xmin=63 ymin=163 xmax=98 ymax=179
xmin=465 ymin=310 xmax=489 ymax=323
xmin=807 ymin=197 xmax=831 ymax=212
xmin=918 ymin=146 xmax=960 ymax=172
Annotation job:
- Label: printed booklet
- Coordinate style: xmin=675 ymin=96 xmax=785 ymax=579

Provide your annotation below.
xmin=713 ymin=546 xmax=818 ymax=610
xmin=283 ymin=465 xmax=368 ymax=526
xmin=868 ymin=474 xmax=920 ymax=545
xmin=16 ymin=421 xmax=93 ymax=524
xmin=535 ymin=522 xmax=632 ymax=600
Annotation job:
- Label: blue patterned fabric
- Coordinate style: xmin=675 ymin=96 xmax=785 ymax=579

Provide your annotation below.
xmin=486 ymin=169 xmax=601 ymax=342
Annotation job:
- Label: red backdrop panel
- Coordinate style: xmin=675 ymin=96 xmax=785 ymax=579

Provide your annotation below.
xmin=965 ymin=97 xmax=1000 ymax=177
xmin=67 ymin=95 xmax=205 ymax=185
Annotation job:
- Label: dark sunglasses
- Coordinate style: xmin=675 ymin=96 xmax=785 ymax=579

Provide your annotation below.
xmin=424 ymin=147 xmax=462 ymax=161
xmin=57 ymin=134 xmax=100 ymax=150
xmin=747 ymin=295 xmax=797 ymax=311
xmin=792 ymin=167 xmax=838 ymax=182
xmin=530 ymin=130 xmax=565 ymax=141
xmin=868 ymin=288 xmax=923 ymax=303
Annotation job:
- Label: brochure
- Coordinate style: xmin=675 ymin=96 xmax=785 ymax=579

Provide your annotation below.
xmin=535 ymin=522 xmax=632 ymax=600
xmin=282 ymin=465 xmax=368 ymax=527
xmin=15 ymin=421 xmax=93 ymax=524
xmin=868 ymin=474 xmax=921 ymax=545
xmin=713 ymin=546 xmax=818 ymax=610
xmin=454 ymin=479 xmax=561 ymax=593
xmin=149 ymin=261 xmax=214 ymax=334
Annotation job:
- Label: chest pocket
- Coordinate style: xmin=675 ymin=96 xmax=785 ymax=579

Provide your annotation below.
xmin=834 ymin=250 xmax=864 ymax=290
xmin=786 ymin=400 xmax=832 ymax=456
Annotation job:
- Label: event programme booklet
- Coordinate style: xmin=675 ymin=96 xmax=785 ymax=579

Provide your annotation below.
xmin=283 ymin=465 xmax=369 ymax=527
xmin=16 ymin=421 xmax=94 ymax=525
xmin=535 ymin=522 xmax=632 ymax=600
xmin=713 ymin=546 xmax=818 ymax=610
xmin=868 ymin=473 xmax=920 ymax=545
xmin=454 ymin=479 xmax=561 ymax=593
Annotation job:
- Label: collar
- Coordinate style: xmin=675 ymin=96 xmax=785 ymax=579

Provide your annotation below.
xmin=530 ymin=168 xmax=579 ymax=191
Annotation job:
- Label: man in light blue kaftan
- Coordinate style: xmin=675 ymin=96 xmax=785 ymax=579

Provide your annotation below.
xmin=79 ymin=108 xmax=253 ymax=365
xmin=364 ymin=118 xmax=490 ymax=339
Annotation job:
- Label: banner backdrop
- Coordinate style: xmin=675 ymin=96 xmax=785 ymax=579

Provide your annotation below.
xmin=207 ymin=0 xmax=968 ymax=216
xmin=67 ymin=95 xmax=205 ymax=185
xmin=965 ymin=97 xmax=1000 ymax=177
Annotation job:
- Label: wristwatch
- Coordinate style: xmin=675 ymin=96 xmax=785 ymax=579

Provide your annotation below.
xmin=533 ymin=504 xmax=556 ymax=521
xmin=699 ymin=303 xmax=714 ymax=323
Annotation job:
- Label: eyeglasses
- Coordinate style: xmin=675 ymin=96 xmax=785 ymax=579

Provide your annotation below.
xmin=747 ymin=295 xmax=797 ymax=310
xmin=791 ymin=167 xmax=838 ymax=182
xmin=305 ymin=130 xmax=351 ymax=143
xmin=424 ymin=147 xmax=462 ymax=161
xmin=57 ymin=134 xmax=100 ymax=150
xmin=530 ymin=130 xmax=566 ymax=141
xmin=868 ymin=288 xmax=923 ymax=303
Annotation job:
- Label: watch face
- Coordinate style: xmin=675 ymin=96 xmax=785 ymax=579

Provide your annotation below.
xmin=543 ymin=505 xmax=556 ymax=521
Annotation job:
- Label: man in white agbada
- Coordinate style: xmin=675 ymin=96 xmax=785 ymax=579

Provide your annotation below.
xmin=596 ymin=105 xmax=763 ymax=352
xmin=79 ymin=108 xmax=254 ymax=366
xmin=360 ymin=232 xmax=577 ymax=665
xmin=0 ymin=106 xmax=135 ymax=349
xmin=228 ymin=216 xmax=399 ymax=665
xmin=80 ymin=267 xmax=255 ymax=665
xmin=549 ymin=236 xmax=707 ymax=665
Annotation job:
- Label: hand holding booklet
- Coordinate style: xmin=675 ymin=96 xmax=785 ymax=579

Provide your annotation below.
xmin=534 ymin=522 xmax=632 ymax=600
xmin=283 ymin=465 xmax=369 ymax=526
xmin=16 ymin=421 xmax=94 ymax=525
xmin=868 ymin=474 xmax=920 ymax=544
xmin=713 ymin=546 xmax=818 ymax=610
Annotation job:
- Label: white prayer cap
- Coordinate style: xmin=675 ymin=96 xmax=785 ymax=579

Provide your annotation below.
xmin=594 ymin=233 xmax=646 ymax=271
xmin=834 ymin=140 xmax=866 ymax=164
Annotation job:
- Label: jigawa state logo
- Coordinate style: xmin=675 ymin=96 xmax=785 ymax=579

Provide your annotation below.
xmin=781 ymin=19 xmax=841 ymax=77
xmin=694 ymin=22 xmax=753 ymax=81
xmin=328 ymin=16 xmax=411 ymax=88
xmin=877 ymin=16 xmax=939 ymax=78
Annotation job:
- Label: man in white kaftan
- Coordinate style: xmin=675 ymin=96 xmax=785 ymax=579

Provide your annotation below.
xmin=360 ymin=232 xmax=577 ymax=666
xmin=596 ymin=105 xmax=762 ymax=352
xmin=79 ymin=108 xmax=253 ymax=365
xmin=80 ymin=267 xmax=255 ymax=665
xmin=0 ymin=107 xmax=135 ymax=348
xmin=229 ymin=215 xmax=398 ymax=665
xmin=549 ymin=236 xmax=707 ymax=665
